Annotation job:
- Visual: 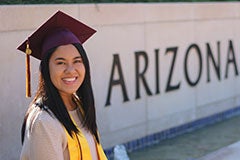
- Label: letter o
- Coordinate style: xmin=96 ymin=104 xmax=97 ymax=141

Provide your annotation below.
xmin=184 ymin=44 xmax=202 ymax=86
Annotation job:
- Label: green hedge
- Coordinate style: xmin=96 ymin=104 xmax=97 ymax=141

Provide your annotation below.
xmin=0 ymin=0 xmax=239 ymax=4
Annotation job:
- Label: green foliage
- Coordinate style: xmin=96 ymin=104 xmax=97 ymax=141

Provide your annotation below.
xmin=0 ymin=0 xmax=239 ymax=4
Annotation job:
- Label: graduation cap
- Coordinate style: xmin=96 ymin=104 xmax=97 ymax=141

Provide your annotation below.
xmin=17 ymin=10 xmax=96 ymax=97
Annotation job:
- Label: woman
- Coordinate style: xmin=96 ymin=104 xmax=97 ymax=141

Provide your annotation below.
xmin=18 ymin=11 xmax=107 ymax=160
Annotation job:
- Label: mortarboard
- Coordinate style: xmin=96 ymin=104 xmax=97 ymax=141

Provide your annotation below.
xmin=17 ymin=10 xmax=96 ymax=97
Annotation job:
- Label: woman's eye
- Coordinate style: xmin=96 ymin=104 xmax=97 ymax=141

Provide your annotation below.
xmin=56 ymin=61 xmax=65 ymax=65
xmin=74 ymin=59 xmax=83 ymax=63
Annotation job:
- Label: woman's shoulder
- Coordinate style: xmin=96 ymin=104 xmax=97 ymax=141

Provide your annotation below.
xmin=33 ymin=107 xmax=60 ymax=129
xmin=25 ymin=106 xmax=67 ymax=145
xmin=28 ymin=106 xmax=64 ymax=136
xmin=36 ymin=110 xmax=54 ymax=123
xmin=22 ymin=107 xmax=68 ymax=159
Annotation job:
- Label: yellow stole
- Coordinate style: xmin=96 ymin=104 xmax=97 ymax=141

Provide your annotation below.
xmin=65 ymin=119 xmax=108 ymax=160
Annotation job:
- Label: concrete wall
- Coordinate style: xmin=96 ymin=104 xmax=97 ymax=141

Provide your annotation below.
xmin=1 ymin=2 xmax=240 ymax=159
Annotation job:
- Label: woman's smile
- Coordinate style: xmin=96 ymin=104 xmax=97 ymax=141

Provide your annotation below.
xmin=62 ymin=77 xmax=78 ymax=84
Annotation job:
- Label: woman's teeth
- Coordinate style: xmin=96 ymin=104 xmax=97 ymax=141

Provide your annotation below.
xmin=63 ymin=77 xmax=76 ymax=82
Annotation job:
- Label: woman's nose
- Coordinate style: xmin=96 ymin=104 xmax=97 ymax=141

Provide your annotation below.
xmin=65 ymin=64 xmax=75 ymax=73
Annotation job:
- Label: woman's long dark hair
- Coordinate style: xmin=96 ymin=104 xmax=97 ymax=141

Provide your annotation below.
xmin=21 ymin=43 xmax=99 ymax=144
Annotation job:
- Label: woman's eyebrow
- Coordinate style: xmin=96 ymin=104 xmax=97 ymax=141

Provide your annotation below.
xmin=55 ymin=57 xmax=65 ymax=61
xmin=74 ymin=56 xmax=82 ymax=59
xmin=54 ymin=56 xmax=82 ymax=61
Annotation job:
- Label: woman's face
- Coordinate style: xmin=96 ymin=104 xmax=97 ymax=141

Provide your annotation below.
xmin=49 ymin=44 xmax=85 ymax=97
